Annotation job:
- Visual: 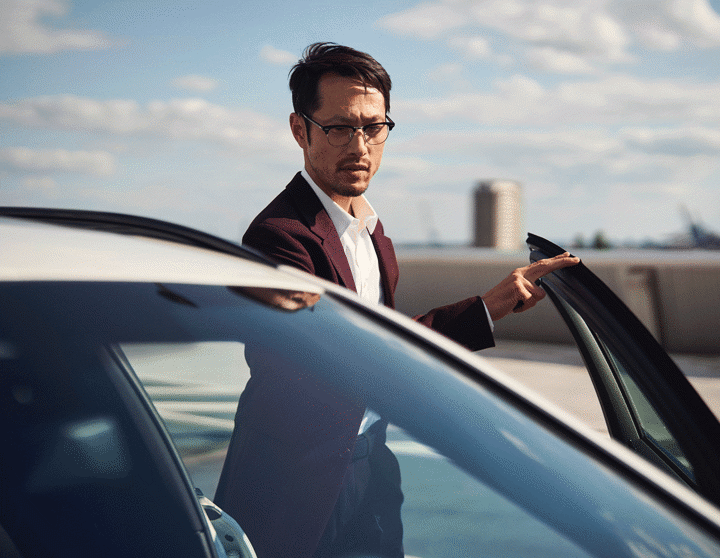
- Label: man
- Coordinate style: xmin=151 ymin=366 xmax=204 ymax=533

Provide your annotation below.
xmin=215 ymin=43 xmax=579 ymax=558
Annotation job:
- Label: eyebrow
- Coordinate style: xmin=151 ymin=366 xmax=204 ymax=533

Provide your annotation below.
xmin=323 ymin=114 xmax=387 ymax=125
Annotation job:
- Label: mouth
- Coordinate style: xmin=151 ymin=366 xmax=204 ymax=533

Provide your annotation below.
xmin=339 ymin=163 xmax=369 ymax=173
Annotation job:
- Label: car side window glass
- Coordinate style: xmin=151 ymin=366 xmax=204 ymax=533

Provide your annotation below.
xmin=114 ymin=344 xmax=591 ymax=556
xmin=117 ymin=341 xmax=247 ymax=495
xmin=390 ymin=427 xmax=592 ymax=557
xmin=599 ymin=342 xmax=694 ymax=480
xmin=541 ymin=284 xmax=696 ymax=484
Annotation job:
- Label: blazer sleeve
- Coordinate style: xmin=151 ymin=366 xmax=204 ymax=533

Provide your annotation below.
xmin=412 ymin=296 xmax=495 ymax=352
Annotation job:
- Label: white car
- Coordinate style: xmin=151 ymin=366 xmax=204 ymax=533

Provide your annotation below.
xmin=2 ymin=207 xmax=720 ymax=558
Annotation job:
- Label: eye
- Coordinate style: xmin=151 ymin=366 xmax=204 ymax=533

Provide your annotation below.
xmin=327 ymin=126 xmax=351 ymax=137
xmin=364 ymin=124 xmax=385 ymax=137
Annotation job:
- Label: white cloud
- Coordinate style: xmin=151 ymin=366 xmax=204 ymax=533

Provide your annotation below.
xmin=611 ymin=0 xmax=720 ymax=51
xmin=23 ymin=175 xmax=58 ymax=193
xmin=393 ymin=74 xmax=551 ymax=125
xmin=621 ymin=126 xmax=720 ymax=155
xmin=380 ymin=154 xmax=435 ymax=175
xmin=0 ymin=0 xmax=113 ymax=54
xmin=390 ymin=121 xmax=720 ymax=192
xmin=661 ymin=0 xmax=720 ymax=47
xmin=495 ymin=3 xmax=628 ymax=59
xmin=393 ymin=72 xmax=720 ymax=126
xmin=171 ymin=75 xmax=220 ymax=92
xmin=378 ymin=0 xmax=632 ymax=63
xmin=448 ymin=35 xmax=492 ymax=59
xmin=526 ymin=46 xmax=597 ymax=74
xmin=395 ymin=127 xmax=620 ymax=163
xmin=0 ymin=95 xmax=295 ymax=154
xmin=377 ymin=0 xmax=720 ymax=76
xmin=376 ymin=2 xmax=468 ymax=40
xmin=0 ymin=147 xmax=116 ymax=176
xmin=635 ymin=24 xmax=682 ymax=51
xmin=259 ymin=45 xmax=297 ymax=66
xmin=427 ymin=62 xmax=465 ymax=83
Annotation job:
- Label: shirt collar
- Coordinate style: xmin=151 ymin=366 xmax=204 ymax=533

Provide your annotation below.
xmin=302 ymin=169 xmax=378 ymax=236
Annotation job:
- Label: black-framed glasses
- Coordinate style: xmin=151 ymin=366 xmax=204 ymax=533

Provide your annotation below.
xmin=301 ymin=113 xmax=395 ymax=147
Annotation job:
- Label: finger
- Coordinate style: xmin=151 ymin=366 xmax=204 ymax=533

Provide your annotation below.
xmin=511 ymin=280 xmax=546 ymax=313
xmin=522 ymin=253 xmax=580 ymax=282
xmin=518 ymin=286 xmax=546 ymax=311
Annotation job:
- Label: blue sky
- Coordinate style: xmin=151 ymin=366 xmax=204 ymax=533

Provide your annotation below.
xmin=2 ymin=0 xmax=720 ymax=246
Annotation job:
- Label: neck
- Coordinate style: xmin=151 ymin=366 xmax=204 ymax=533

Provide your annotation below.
xmin=335 ymin=196 xmax=354 ymax=214
xmin=301 ymin=167 xmax=358 ymax=215
xmin=317 ymin=182 xmax=354 ymax=214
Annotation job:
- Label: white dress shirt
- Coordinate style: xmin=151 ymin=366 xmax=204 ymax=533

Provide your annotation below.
xmin=303 ymin=170 xmax=384 ymax=305
xmin=303 ymin=169 xmax=383 ymax=433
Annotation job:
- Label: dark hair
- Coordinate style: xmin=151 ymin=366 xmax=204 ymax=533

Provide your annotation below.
xmin=289 ymin=42 xmax=392 ymax=117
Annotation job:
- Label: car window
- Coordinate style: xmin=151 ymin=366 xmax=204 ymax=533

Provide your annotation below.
xmin=388 ymin=426 xmax=592 ymax=557
xmin=5 ymin=280 xmax=720 ymax=557
xmin=599 ymin=338 xmax=694 ymax=480
xmin=110 ymin=317 xmax=591 ymax=556
xmin=119 ymin=343 xmax=245 ymax=449
xmin=544 ymin=285 xmax=696 ymax=485
xmin=116 ymin=341 xmax=592 ymax=557
xmin=117 ymin=341 xmax=246 ymax=495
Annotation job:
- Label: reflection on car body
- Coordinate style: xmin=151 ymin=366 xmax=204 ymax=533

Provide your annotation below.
xmin=2 ymin=208 xmax=720 ymax=558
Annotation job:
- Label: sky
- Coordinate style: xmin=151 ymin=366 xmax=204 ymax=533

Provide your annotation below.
xmin=2 ymin=0 xmax=720 ymax=247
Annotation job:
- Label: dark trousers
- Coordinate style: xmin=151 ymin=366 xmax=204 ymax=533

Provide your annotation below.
xmin=313 ymin=421 xmax=404 ymax=558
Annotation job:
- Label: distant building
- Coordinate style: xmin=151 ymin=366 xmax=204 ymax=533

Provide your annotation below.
xmin=473 ymin=180 xmax=523 ymax=250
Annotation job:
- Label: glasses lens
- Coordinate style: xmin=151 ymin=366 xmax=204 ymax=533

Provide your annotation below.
xmin=327 ymin=128 xmax=351 ymax=147
xmin=364 ymin=124 xmax=389 ymax=145
xmin=326 ymin=125 xmax=390 ymax=147
xmin=322 ymin=123 xmax=391 ymax=146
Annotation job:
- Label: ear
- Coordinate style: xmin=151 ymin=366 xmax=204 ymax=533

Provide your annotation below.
xmin=289 ymin=113 xmax=308 ymax=149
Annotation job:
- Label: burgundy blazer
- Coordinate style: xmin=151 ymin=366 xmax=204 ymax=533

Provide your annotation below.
xmin=214 ymin=173 xmax=494 ymax=557
xmin=241 ymin=173 xmax=494 ymax=351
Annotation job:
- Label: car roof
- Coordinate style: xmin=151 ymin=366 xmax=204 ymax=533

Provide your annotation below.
xmin=0 ymin=213 xmax=322 ymax=292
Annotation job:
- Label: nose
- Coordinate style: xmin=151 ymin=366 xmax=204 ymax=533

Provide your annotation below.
xmin=346 ymin=128 xmax=369 ymax=154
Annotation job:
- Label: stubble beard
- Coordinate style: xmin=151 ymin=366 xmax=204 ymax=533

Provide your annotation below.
xmin=305 ymin=148 xmax=375 ymax=200
xmin=312 ymin=164 xmax=372 ymax=199
xmin=331 ymin=178 xmax=370 ymax=198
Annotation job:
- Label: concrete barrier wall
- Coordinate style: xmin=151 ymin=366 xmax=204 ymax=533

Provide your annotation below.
xmin=395 ymin=248 xmax=720 ymax=354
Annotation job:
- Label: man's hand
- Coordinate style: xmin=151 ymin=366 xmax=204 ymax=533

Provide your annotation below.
xmin=481 ymin=252 xmax=580 ymax=321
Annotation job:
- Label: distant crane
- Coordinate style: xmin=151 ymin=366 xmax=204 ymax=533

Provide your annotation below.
xmin=678 ymin=205 xmax=720 ymax=250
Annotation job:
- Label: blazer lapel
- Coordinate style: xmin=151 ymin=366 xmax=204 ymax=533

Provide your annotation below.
xmin=286 ymin=174 xmax=357 ymax=293
xmin=371 ymin=222 xmax=399 ymax=309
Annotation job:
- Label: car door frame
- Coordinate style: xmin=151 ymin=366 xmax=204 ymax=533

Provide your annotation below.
xmin=526 ymin=233 xmax=720 ymax=507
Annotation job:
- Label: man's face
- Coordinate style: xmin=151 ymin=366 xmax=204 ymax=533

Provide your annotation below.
xmin=290 ymin=73 xmax=387 ymax=207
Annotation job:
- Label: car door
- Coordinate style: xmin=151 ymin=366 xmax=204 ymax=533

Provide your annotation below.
xmin=526 ymin=233 xmax=720 ymax=507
